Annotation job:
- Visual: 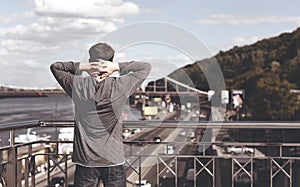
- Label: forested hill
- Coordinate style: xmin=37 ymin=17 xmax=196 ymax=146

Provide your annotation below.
xmin=168 ymin=27 xmax=300 ymax=120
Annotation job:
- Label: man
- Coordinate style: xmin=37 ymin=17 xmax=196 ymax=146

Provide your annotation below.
xmin=50 ymin=43 xmax=151 ymax=187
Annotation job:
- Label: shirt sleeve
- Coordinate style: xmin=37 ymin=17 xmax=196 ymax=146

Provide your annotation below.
xmin=116 ymin=61 xmax=151 ymax=97
xmin=50 ymin=61 xmax=81 ymax=97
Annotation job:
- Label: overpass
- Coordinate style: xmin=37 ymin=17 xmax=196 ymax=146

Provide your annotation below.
xmin=0 ymin=77 xmax=208 ymax=98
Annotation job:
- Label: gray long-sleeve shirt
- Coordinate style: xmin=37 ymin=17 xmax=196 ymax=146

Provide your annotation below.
xmin=50 ymin=61 xmax=151 ymax=167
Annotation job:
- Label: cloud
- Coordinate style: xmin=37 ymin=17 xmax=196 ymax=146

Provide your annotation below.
xmin=1 ymin=0 xmax=140 ymax=44
xmin=140 ymin=8 xmax=162 ymax=14
xmin=24 ymin=59 xmax=45 ymax=69
xmin=196 ymin=14 xmax=300 ymax=26
xmin=34 ymin=0 xmax=139 ymax=21
xmin=233 ymin=36 xmax=261 ymax=45
xmin=0 ymin=15 xmax=11 ymax=23
xmin=0 ymin=49 xmax=9 ymax=56
xmin=208 ymin=35 xmax=265 ymax=55
xmin=0 ymin=0 xmax=141 ymax=87
xmin=167 ymin=54 xmax=192 ymax=65
xmin=0 ymin=0 xmax=139 ymax=57
xmin=1 ymin=39 xmax=60 ymax=55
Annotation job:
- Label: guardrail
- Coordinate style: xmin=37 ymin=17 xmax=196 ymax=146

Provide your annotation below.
xmin=0 ymin=120 xmax=300 ymax=187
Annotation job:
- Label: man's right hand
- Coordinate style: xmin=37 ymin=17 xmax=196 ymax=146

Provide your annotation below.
xmin=79 ymin=60 xmax=119 ymax=78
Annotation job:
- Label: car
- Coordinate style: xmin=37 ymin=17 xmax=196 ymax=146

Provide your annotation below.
xmin=50 ymin=177 xmax=65 ymax=187
xmin=135 ymin=180 xmax=151 ymax=187
xmin=179 ymin=131 xmax=186 ymax=136
xmin=122 ymin=128 xmax=131 ymax=139
xmin=222 ymin=135 xmax=233 ymax=142
xmin=131 ymin=128 xmax=141 ymax=134
xmin=136 ymin=138 xmax=147 ymax=146
xmin=187 ymin=131 xmax=195 ymax=138
xmin=190 ymin=136 xmax=196 ymax=142
xmin=226 ymin=146 xmax=254 ymax=155
xmin=152 ymin=136 xmax=161 ymax=143
xmin=190 ymin=114 xmax=198 ymax=121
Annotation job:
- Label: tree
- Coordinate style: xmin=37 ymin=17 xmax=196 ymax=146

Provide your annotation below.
xmin=253 ymin=61 xmax=299 ymax=120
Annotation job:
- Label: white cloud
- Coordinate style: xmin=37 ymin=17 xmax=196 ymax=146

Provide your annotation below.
xmin=0 ymin=0 xmax=140 ymax=60
xmin=0 ymin=49 xmax=9 ymax=56
xmin=1 ymin=39 xmax=60 ymax=55
xmin=233 ymin=36 xmax=261 ymax=46
xmin=0 ymin=15 xmax=11 ymax=23
xmin=196 ymin=14 xmax=300 ymax=26
xmin=0 ymin=0 xmax=142 ymax=87
xmin=140 ymin=8 xmax=162 ymax=14
xmin=34 ymin=0 xmax=139 ymax=21
xmin=24 ymin=59 xmax=43 ymax=68
xmin=0 ymin=17 xmax=117 ymax=43
xmin=167 ymin=54 xmax=192 ymax=65
xmin=209 ymin=36 xmax=265 ymax=55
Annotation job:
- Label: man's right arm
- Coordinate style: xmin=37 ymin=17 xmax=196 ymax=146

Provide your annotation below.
xmin=117 ymin=61 xmax=151 ymax=97
xmin=50 ymin=61 xmax=81 ymax=97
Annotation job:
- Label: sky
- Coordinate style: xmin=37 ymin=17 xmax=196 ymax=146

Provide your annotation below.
xmin=1 ymin=0 xmax=300 ymax=88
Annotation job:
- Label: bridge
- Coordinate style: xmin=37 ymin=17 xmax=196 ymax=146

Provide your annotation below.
xmin=0 ymin=84 xmax=65 ymax=98
xmin=144 ymin=77 xmax=208 ymax=96
xmin=0 ymin=77 xmax=208 ymax=98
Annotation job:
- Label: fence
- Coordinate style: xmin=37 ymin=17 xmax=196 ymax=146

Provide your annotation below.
xmin=0 ymin=120 xmax=300 ymax=187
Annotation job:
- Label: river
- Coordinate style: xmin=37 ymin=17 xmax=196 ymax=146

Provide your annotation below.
xmin=0 ymin=95 xmax=74 ymax=124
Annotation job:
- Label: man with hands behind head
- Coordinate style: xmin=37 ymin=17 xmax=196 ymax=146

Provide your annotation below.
xmin=50 ymin=43 xmax=151 ymax=187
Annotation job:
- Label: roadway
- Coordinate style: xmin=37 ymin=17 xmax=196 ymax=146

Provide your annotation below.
xmin=124 ymin=110 xmax=205 ymax=187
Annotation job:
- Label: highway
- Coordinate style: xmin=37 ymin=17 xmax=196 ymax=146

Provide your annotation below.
xmin=124 ymin=110 xmax=204 ymax=187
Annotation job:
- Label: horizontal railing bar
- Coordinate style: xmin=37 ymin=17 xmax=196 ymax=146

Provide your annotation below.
xmin=0 ymin=120 xmax=40 ymax=131
xmin=1 ymin=120 xmax=300 ymax=131
xmin=12 ymin=152 xmax=300 ymax=160
xmin=5 ymin=139 xmax=300 ymax=147
xmin=122 ymin=120 xmax=300 ymax=129
xmin=124 ymin=141 xmax=300 ymax=146
xmin=38 ymin=120 xmax=75 ymax=127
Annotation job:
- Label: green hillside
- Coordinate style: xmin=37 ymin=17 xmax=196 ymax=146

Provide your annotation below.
xmin=168 ymin=28 xmax=300 ymax=120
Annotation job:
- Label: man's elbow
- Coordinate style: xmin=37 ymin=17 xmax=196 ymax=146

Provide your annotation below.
xmin=50 ymin=62 xmax=62 ymax=73
xmin=50 ymin=63 xmax=56 ymax=73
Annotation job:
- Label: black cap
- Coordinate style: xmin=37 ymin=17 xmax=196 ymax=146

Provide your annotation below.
xmin=88 ymin=43 xmax=114 ymax=62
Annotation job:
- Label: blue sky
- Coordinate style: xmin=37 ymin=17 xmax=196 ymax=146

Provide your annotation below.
xmin=1 ymin=0 xmax=300 ymax=88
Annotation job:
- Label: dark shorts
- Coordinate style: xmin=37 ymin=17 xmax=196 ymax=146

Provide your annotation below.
xmin=74 ymin=164 xmax=126 ymax=187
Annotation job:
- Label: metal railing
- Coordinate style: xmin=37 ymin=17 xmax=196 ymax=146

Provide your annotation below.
xmin=0 ymin=120 xmax=300 ymax=187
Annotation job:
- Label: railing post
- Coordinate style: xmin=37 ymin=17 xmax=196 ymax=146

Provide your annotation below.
xmin=270 ymin=159 xmax=273 ymax=187
xmin=194 ymin=157 xmax=196 ymax=187
xmin=138 ymin=155 xmax=142 ymax=187
xmin=47 ymin=155 xmax=51 ymax=187
xmin=65 ymin=155 xmax=68 ymax=187
xmin=17 ymin=159 xmax=22 ymax=187
xmin=24 ymin=158 xmax=29 ymax=187
xmin=175 ymin=157 xmax=178 ymax=187
xmin=7 ymin=146 xmax=17 ymax=187
xmin=231 ymin=158 xmax=234 ymax=187
xmin=290 ymin=160 xmax=292 ymax=187
xmin=7 ymin=130 xmax=17 ymax=187
xmin=157 ymin=155 xmax=159 ymax=187
xmin=30 ymin=156 xmax=36 ymax=186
